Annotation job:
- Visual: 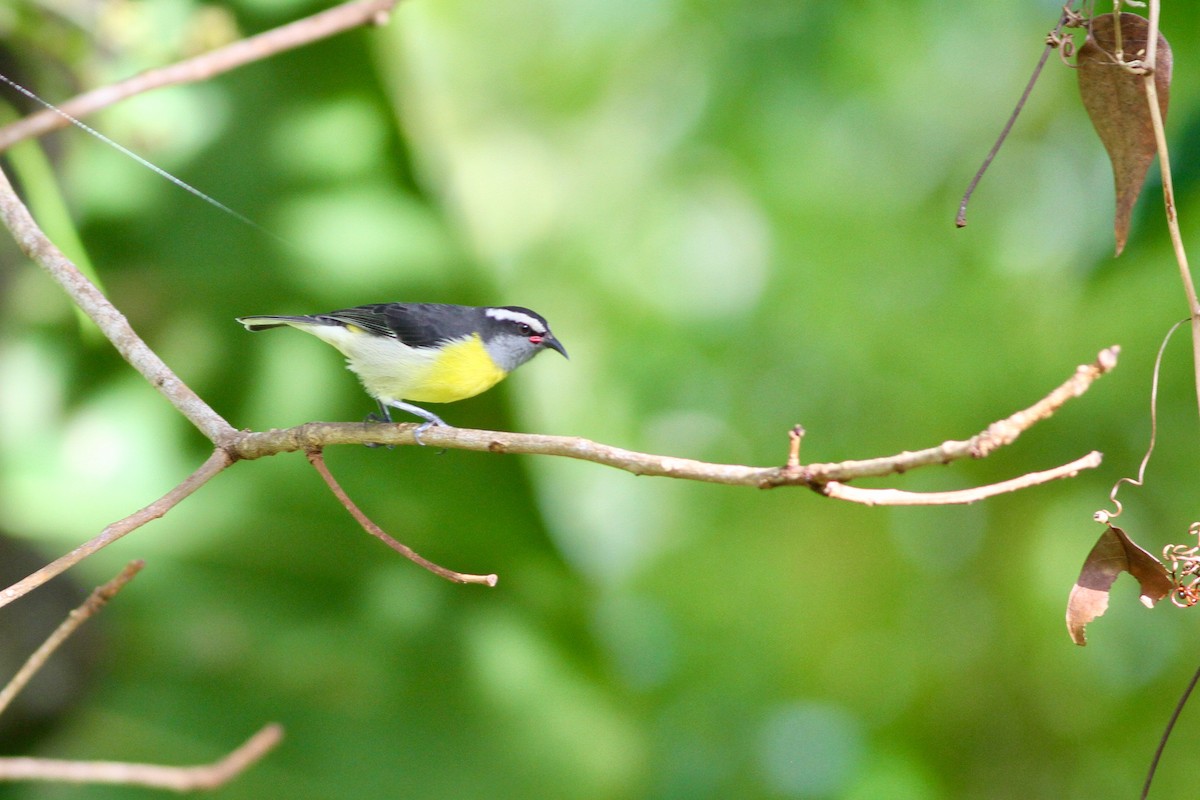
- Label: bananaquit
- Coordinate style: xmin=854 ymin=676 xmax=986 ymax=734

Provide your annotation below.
xmin=236 ymin=303 xmax=567 ymax=432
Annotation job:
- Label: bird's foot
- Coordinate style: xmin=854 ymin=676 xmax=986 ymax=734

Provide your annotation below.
xmin=371 ymin=401 xmax=449 ymax=450
xmin=412 ymin=418 xmax=448 ymax=449
xmin=362 ymin=412 xmax=393 ymax=449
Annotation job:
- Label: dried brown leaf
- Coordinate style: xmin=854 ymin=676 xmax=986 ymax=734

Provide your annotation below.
xmin=1077 ymin=13 xmax=1171 ymax=256
xmin=1066 ymin=524 xmax=1173 ymax=646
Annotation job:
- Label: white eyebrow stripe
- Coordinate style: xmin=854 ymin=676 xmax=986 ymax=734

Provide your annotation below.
xmin=485 ymin=308 xmax=546 ymax=332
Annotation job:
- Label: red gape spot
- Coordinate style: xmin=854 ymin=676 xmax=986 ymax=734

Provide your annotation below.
xmin=530 ymin=335 xmax=544 ymax=344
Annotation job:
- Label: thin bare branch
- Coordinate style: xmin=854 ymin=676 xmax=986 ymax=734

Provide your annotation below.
xmin=232 ymin=346 xmax=1118 ymax=491
xmin=967 ymin=344 xmax=1119 ymax=457
xmin=0 ymin=724 xmax=283 ymax=790
xmin=0 ymin=449 xmax=231 ymax=611
xmin=0 ymin=561 xmax=143 ymax=718
xmin=0 ymin=0 xmax=402 ymax=151
xmin=821 ymin=451 xmax=1103 ymax=506
xmin=306 ymin=449 xmax=498 ymax=586
xmin=0 ymin=367 xmax=1107 ymax=604
xmin=0 ymin=164 xmax=237 ymax=445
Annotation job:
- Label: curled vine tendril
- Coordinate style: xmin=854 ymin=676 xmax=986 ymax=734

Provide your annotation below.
xmin=1094 ymin=319 xmax=1185 ymax=522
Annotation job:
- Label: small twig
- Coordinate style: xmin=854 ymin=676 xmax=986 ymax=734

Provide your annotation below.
xmin=0 ymin=724 xmax=283 ymax=790
xmin=0 ymin=0 xmax=402 ymax=151
xmin=969 ymin=344 xmax=1119 ymax=457
xmin=0 ymin=561 xmax=143 ymax=718
xmin=957 ymin=8 xmax=1073 ymax=227
xmin=305 ymin=449 xmax=498 ymax=586
xmin=786 ymin=425 xmax=805 ymax=469
xmin=820 ymin=451 xmax=1102 ymax=506
xmin=0 ymin=449 xmax=232 ymax=611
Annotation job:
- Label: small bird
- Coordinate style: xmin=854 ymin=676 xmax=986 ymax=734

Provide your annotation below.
xmin=237 ymin=303 xmax=567 ymax=435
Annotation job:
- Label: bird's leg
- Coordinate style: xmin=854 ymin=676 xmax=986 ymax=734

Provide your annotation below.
xmin=365 ymin=400 xmax=393 ymax=424
xmin=384 ymin=400 xmax=448 ymax=447
xmin=362 ymin=401 xmax=395 ymax=448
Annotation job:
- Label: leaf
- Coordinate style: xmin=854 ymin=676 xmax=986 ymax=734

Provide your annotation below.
xmin=1077 ymin=12 xmax=1171 ymax=256
xmin=1066 ymin=524 xmax=1173 ymax=646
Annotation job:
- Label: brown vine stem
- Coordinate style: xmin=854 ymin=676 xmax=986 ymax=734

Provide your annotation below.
xmin=0 ymin=724 xmax=283 ymax=790
xmin=0 ymin=561 xmax=143 ymax=718
xmin=956 ymin=8 xmax=1072 ymax=227
xmin=1140 ymin=0 xmax=1200 ymax=416
xmin=306 ymin=450 xmax=498 ymax=586
xmin=0 ymin=449 xmax=231 ymax=611
xmin=1140 ymin=5 xmax=1196 ymax=796
xmin=0 ymin=0 xmax=402 ymax=152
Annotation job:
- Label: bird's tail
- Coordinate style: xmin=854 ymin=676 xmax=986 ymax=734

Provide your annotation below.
xmin=236 ymin=315 xmax=317 ymax=332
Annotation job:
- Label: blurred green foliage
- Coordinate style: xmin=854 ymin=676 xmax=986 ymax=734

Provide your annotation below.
xmin=3 ymin=0 xmax=1200 ymax=797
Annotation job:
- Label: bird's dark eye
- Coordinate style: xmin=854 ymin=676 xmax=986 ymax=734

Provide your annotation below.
xmin=516 ymin=323 xmax=533 ymax=335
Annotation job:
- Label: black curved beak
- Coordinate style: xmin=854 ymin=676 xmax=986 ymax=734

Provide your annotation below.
xmin=543 ymin=333 xmax=568 ymax=359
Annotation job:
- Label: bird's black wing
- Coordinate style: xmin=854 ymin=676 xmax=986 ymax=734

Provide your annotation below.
xmin=324 ymin=303 xmax=473 ymax=349
xmin=318 ymin=305 xmax=400 ymax=337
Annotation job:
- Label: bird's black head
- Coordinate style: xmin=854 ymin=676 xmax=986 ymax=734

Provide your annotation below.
xmin=480 ymin=306 xmax=568 ymax=370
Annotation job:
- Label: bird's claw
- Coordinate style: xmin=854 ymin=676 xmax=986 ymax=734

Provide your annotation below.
xmin=363 ymin=403 xmax=447 ymax=451
xmin=413 ymin=419 xmax=449 ymax=453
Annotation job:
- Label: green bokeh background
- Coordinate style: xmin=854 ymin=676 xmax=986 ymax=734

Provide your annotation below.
xmin=3 ymin=0 xmax=1200 ymax=797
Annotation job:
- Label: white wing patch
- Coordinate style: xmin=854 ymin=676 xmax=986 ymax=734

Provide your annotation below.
xmin=485 ymin=307 xmax=546 ymax=333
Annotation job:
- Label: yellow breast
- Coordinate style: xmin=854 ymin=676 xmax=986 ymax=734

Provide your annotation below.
xmin=404 ymin=334 xmax=507 ymax=403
